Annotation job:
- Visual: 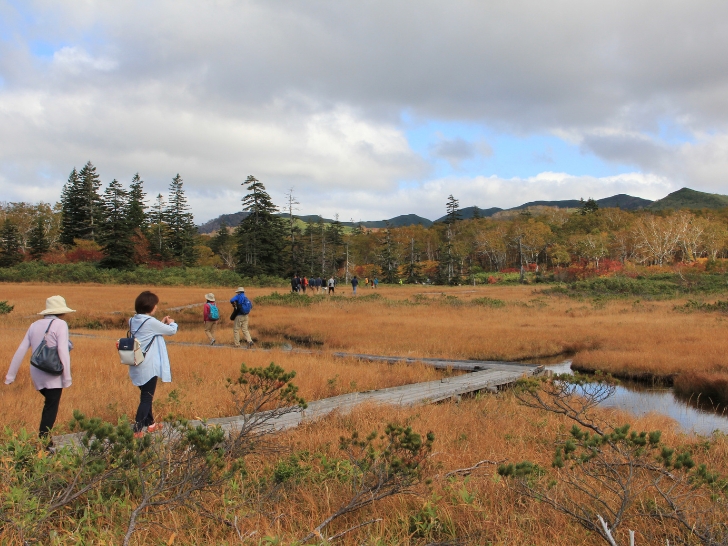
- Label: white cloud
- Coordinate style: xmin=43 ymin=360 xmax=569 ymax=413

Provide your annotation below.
xmin=2 ymin=1 xmax=728 ymax=223
xmin=52 ymin=46 xmax=118 ymax=73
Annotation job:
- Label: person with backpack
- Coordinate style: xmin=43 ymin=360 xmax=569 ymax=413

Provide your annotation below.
xmin=5 ymin=295 xmax=75 ymax=445
xmin=351 ymin=275 xmax=359 ymax=296
xmin=230 ymin=287 xmax=254 ymax=348
xmin=128 ymin=291 xmax=177 ymax=438
xmin=328 ymin=276 xmax=336 ymax=295
xmin=203 ymin=293 xmax=219 ymax=345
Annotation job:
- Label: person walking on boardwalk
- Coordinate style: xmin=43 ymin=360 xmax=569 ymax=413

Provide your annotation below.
xmin=5 ymin=295 xmax=75 ymax=444
xmin=328 ymin=275 xmax=336 ymax=295
xmin=128 ymin=291 xmax=178 ymax=438
xmin=230 ymin=287 xmax=254 ymax=348
xmin=302 ymin=276 xmax=308 ymax=294
xmin=203 ymin=293 xmax=219 ymax=346
xmin=291 ymin=274 xmax=300 ymax=293
xmin=351 ymin=275 xmax=359 ymax=296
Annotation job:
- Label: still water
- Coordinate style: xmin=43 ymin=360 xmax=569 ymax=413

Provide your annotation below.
xmin=544 ymin=361 xmax=728 ymax=436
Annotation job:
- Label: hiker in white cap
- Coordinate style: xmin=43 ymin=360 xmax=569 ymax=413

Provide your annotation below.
xmin=5 ymin=295 xmax=75 ymax=443
xmin=202 ymin=292 xmax=219 ymax=345
xmin=229 ymin=287 xmax=254 ymax=348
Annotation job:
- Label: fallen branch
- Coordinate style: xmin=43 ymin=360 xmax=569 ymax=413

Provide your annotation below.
xmin=444 ymin=459 xmax=505 ymax=478
xmin=327 ymin=518 xmax=382 ymax=542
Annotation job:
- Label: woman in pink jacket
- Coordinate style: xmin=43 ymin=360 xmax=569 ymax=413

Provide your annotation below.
xmin=5 ymin=295 xmax=75 ymax=441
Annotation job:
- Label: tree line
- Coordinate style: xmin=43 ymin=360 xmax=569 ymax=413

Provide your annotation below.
xmin=2 ymin=165 xmax=728 ymax=282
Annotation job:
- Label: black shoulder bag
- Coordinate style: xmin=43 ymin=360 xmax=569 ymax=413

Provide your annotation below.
xmin=30 ymin=320 xmax=64 ymax=376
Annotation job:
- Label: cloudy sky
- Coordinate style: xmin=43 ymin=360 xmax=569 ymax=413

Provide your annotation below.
xmin=2 ymin=1 xmax=728 ymax=223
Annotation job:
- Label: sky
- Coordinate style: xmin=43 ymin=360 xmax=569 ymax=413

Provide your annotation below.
xmin=2 ymin=1 xmax=728 ymax=223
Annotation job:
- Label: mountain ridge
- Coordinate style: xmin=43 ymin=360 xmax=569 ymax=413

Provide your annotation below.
xmin=197 ymin=188 xmax=728 ymax=234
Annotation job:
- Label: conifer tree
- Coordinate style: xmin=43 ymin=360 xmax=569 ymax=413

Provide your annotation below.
xmin=377 ymin=222 xmax=399 ymax=283
xmin=98 ymin=179 xmax=135 ymax=270
xmin=148 ymin=193 xmax=171 ymax=262
xmin=0 ymin=219 xmax=23 ymax=267
xmin=438 ymin=195 xmax=461 ymax=284
xmin=77 ymin=161 xmax=104 ymax=242
xmin=60 ymin=167 xmax=82 ymax=246
xmin=28 ymin=216 xmax=50 ymax=259
xmin=127 ymin=173 xmax=148 ymax=231
xmin=235 ymin=175 xmax=286 ymax=276
xmin=165 ymin=174 xmax=197 ymax=266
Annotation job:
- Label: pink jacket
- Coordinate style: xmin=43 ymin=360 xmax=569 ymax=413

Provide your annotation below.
xmin=5 ymin=316 xmax=73 ymax=390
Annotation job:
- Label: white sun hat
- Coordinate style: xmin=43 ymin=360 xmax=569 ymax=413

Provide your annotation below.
xmin=38 ymin=295 xmax=76 ymax=315
xmin=235 ymin=287 xmax=245 ymax=293
xmin=205 ymin=292 xmax=216 ymax=301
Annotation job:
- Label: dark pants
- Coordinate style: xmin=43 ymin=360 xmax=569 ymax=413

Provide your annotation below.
xmin=39 ymin=388 xmax=63 ymax=439
xmin=134 ymin=376 xmax=158 ymax=432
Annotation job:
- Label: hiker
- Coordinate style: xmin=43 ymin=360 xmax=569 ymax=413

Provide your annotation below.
xmin=230 ymin=287 xmax=254 ymax=348
xmin=5 ymin=295 xmax=75 ymax=443
xmin=365 ymin=276 xmax=369 ymax=287
xmin=203 ymin=293 xmax=219 ymax=345
xmin=302 ymin=276 xmax=308 ymax=294
xmin=328 ymin=276 xmax=336 ymax=295
xmin=291 ymin=274 xmax=300 ymax=294
xmin=317 ymin=276 xmax=323 ymax=293
xmin=128 ymin=291 xmax=178 ymax=438
xmin=374 ymin=277 xmax=379 ymax=289
xmin=351 ymin=275 xmax=359 ymax=296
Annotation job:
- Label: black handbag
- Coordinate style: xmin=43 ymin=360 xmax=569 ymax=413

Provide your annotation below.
xmin=30 ymin=320 xmax=64 ymax=376
xmin=230 ymin=302 xmax=239 ymax=320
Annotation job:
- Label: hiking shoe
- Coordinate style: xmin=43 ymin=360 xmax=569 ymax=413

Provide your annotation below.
xmin=247 ymin=341 xmax=254 ymax=349
xmin=147 ymin=423 xmax=164 ymax=433
xmin=210 ymin=339 xmax=216 ymax=346
xmin=133 ymin=431 xmax=145 ymax=439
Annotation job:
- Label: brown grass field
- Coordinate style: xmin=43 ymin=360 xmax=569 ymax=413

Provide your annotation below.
xmin=1 ymin=282 xmax=728 ymax=544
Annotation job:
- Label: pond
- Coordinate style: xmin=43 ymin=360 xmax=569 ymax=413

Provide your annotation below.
xmin=544 ymin=361 xmax=728 ymax=436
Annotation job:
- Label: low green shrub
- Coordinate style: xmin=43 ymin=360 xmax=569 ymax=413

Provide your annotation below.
xmin=0 ymin=300 xmax=13 ymax=314
xmin=471 ymin=297 xmax=506 ymax=308
xmin=0 ymin=262 xmax=287 ymax=287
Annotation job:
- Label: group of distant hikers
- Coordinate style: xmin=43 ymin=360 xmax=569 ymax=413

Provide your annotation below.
xmin=6 ymin=287 xmax=256 ymax=449
xmin=290 ymin=275 xmax=333 ymax=294
xmin=290 ymin=274 xmax=378 ymax=296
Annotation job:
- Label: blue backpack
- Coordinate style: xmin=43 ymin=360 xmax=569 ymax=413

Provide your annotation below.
xmin=208 ymin=303 xmax=219 ymax=321
xmin=240 ymin=296 xmax=253 ymax=315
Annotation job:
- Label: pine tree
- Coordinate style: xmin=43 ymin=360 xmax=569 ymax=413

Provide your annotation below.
xmin=98 ymin=179 xmax=135 ymax=270
xmin=378 ymin=223 xmax=399 ymax=283
xmin=77 ymin=161 xmax=104 ymax=242
xmin=127 ymin=173 xmax=148 ymax=231
xmin=235 ymin=175 xmax=286 ymax=277
xmin=28 ymin=216 xmax=50 ymax=259
xmin=0 ymin=219 xmax=23 ymax=267
xmin=438 ymin=195 xmax=461 ymax=284
xmin=165 ymin=174 xmax=197 ymax=266
xmin=60 ymin=167 xmax=82 ymax=246
xmin=148 ymin=194 xmax=171 ymax=262
xmin=210 ymin=220 xmax=230 ymax=255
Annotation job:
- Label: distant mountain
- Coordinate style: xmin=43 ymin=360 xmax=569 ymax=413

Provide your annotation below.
xmin=362 ymin=214 xmax=433 ymax=228
xmin=433 ymin=194 xmax=651 ymax=223
xmin=508 ymin=194 xmax=651 ymax=212
xmin=198 ymin=192 xmax=655 ymax=234
xmin=597 ymin=194 xmax=653 ymax=210
xmin=197 ymin=212 xmax=433 ymax=234
xmin=197 ymin=212 xmax=249 ymax=233
xmin=648 ymin=187 xmax=728 ymax=211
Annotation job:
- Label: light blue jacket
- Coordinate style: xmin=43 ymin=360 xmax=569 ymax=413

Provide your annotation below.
xmin=128 ymin=314 xmax=178 ymax=387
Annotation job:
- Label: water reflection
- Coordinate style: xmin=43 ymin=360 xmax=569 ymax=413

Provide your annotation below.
xmin=544 ymin=361 xmax=728 ymax=436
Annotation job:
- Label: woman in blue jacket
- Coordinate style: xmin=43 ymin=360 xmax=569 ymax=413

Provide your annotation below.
xmin=129 ymin=291 xmax=178 ymax=438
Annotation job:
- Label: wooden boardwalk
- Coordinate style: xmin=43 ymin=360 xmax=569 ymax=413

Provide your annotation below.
xmin=54 ymin=364 xmax=539 ymax=446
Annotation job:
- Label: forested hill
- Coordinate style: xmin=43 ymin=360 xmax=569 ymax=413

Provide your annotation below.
xmin=648 ymin=188 xmax=728 ymax=211
xmin=198 ymin=193 xmax=654 ymax=233
xmin=197 ymin=212 xmax=433 ymax=234
xmin=198 ymin=189 xmax=728 ymax=234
